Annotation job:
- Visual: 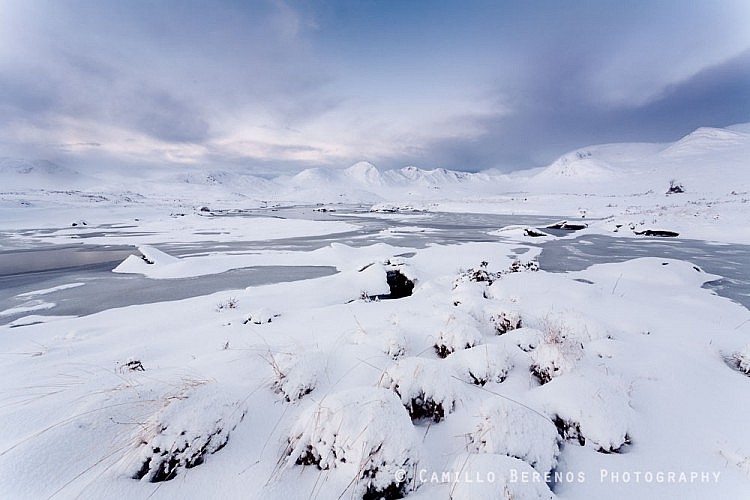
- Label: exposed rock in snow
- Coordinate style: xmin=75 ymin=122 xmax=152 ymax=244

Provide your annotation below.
xmin=633 ymin=229 xmax=679 ymax=237
xmin=244 ymin=307 xmax=279 ymax=324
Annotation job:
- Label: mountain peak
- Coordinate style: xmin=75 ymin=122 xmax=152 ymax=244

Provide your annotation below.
xmin=344 ymin=161 xmax=383 ymax=185
xmin=661 ymin=127 xmax=748 ymax=157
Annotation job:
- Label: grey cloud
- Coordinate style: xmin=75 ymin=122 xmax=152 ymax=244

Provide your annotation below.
xmin=401 ymin=49 xmax=750 ymax=172
xmin=2 ymin=1 xmax=749 ymax=173
xmin=0 ymin=0 xmax=327 ymax=145
xmin=127 ymin=89 xmax=211 ymax=143
xmin=0 ymin=73 xmax=61 ymax=116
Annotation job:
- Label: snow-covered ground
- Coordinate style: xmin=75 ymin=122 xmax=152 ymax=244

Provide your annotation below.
xmin=1 ymin=125 xmax=749 ymax=499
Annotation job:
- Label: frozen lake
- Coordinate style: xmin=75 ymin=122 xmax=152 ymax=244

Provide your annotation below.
xmin=1 ymin=206 xmax=748 ymax=325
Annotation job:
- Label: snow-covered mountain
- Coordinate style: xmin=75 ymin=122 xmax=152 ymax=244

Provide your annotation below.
xmin=661 ymin=127 xmax=750 ymax=157
xmin=0 ymin=158 xmax=85 ymax=190
xmin=2 ymin=124 xmax=749 ymax=204
xmin=290 ymin=162 xmax=477 ymax=189
xmin=526 ymin=126 xmax=750 ymax=195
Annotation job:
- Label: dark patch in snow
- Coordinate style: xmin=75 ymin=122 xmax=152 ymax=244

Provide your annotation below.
xmin=362 ymin=473 xmax=409 ymax=500
xmin=491 ymin=311 xmax=523 ymax=335
xmin=286 ymin=388 xmax=416 ymax=498
xmin=402 ymin=392 xmax=448 ymax=423
xmin=361 ymin=268 xmax=415 ymax=301
xmin=634 ymin=229 xmax=680 ymax=237
xmin=573 ymin=278 xmax=595 ymax=284
xmin=133 ymin=418 xmax=241 ymax=482
xmin=546 ymin=221 xmax=588 ymax=231
xmin=531 ymin=364 xmax=554 ymax=385
xmin=666 ymin=180 xmax=685 ymax=194
xmin=122 ymin=359 xmax=145 ymax=372
xmin=722 ymin=352 xmax=750 ymax=376
xmin=385 ymin=270 xmax=414 ymax=299
xmin=597 ymin=434 xmax=633 ymax=454
xmin=454 ymin=259 xmax=539 ymax=290
xmin=127 ymin=385 xmax=247 ymax=483
xmin=394 ymin=252 xmax=416 ymax=258
xmin=434 ymin=344 xmax=454 ymax=358
xmin=524 ymin=228 xmax=547 ymax=237
xmin=553 ymin=415 xmax=586 ymax=446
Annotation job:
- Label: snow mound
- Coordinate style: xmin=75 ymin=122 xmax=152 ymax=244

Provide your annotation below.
xmin=729 ymin=344 xmax=750 ymax=375
xmin=286 ymin=387 xmax=418 ymax=498
xmin=269 ymin=350 xmax=324 ymax=402
xmin=528 ymin=315 xmax=592 ymax=384
xmin=580 ymin=257 xmax=718 ymax=291
xmin=113 ymin=245 xmax=178 ymax=275
xmin=488 ymin=308 xmax=523 ymax=335
xmin=469 ymin=398 xmax=560 ymax=473
xmin=447 ymin=453 xmax=555 ymax=499
xmin=448 ymin=344 xmax=513 ymax=386
xmin=380 ymin=357 xmax=459 ymax=423
xmin=532 ymin=373 xmax=633 ymax=453
xmin=123 ymin=382 xmax=246 ymax=482
xmin=435 ymin=311 xmax=484 ymax=357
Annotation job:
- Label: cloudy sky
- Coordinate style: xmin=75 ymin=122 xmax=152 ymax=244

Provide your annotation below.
xmin=1 ymin=0 xmax=749 ymax=174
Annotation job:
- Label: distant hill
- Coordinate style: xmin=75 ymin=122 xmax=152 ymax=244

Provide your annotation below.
xmin=2 ymin=124 xmax=748 ymax=201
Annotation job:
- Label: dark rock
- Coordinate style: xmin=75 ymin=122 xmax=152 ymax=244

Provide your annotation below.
xmin=553 ymin=415 xmax=586 ymax=446
xmin=666 ymin=180 xmax=685 ymax=194
xmin=524 ymin=228 xmax=547 ymax=237
xmin=546 ymin=221 xmax=588 ymax=231
xmin=385 ymin=270 xmax=414 ymax=299
xmin=634 ymin=230 xmax=679 ymax=237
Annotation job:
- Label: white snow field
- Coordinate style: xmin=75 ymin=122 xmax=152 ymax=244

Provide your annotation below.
xmin=1 ymin=125 xmax=749 ymax=499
